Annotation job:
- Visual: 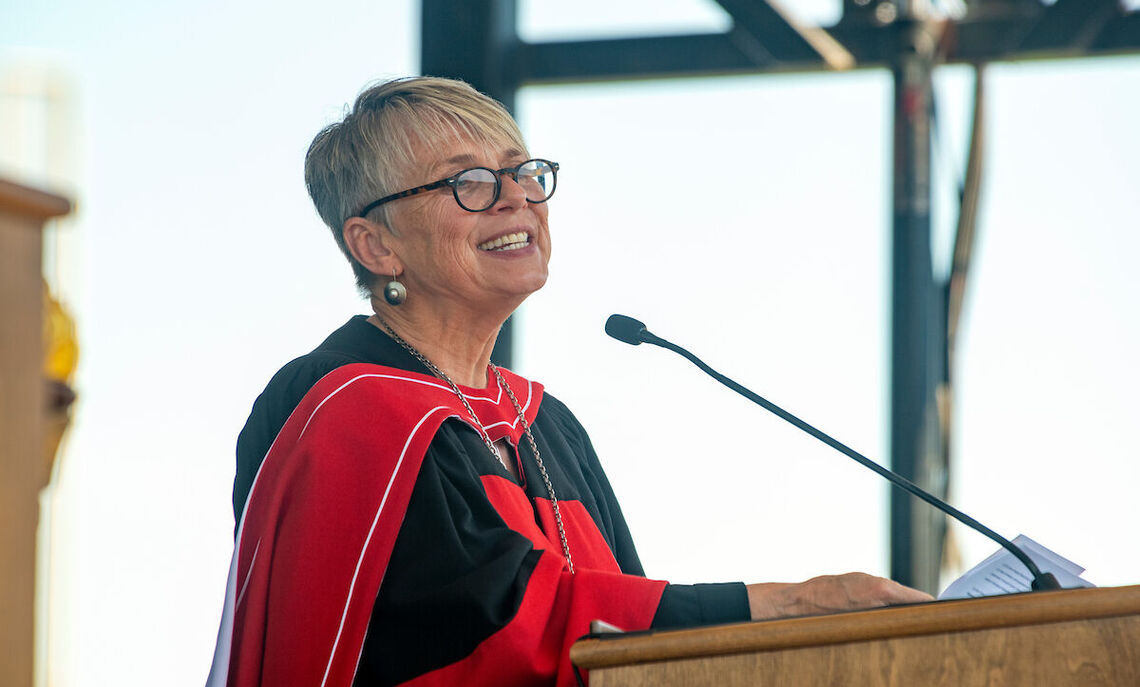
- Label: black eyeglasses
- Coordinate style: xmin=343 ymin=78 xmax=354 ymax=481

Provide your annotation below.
xmin=356 ymin=158 xmax=559 ymax=217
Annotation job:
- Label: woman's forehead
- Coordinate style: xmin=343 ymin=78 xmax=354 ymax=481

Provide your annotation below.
xmin=415 ymin=138 xmax=528 ymax=176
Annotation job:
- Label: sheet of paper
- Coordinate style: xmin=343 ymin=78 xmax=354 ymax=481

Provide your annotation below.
xmin=938 ymin=534 xmax=1094 ymax=600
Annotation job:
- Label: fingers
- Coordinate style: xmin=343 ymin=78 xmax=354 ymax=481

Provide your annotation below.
xmin=875 ymin=576 xmax=936 ymax=604
xmin=830 ymin=572 xmax=934 ymax=607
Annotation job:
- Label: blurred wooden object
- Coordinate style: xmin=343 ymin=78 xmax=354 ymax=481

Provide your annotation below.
xmin=1 ymin=178 xmax=71 ymax=687
xmin=572 ymin=585 xmax=1140 ymax=686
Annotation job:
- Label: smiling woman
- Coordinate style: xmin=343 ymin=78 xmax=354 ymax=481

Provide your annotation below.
xmin=206 ymin=76 xmax=929 ymax=687
xmin=347 ymin=143 xmax=554 ymax=358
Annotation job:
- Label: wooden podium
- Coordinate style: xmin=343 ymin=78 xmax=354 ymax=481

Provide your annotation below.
xmin=572 ymin=585 xmax=1140 ymax=686
xmin=0 ymin=178 xmax=72 ymax=687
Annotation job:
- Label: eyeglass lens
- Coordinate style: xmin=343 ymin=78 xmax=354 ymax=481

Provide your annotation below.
xmin=454 ymin=159 xmax=555 ymax=211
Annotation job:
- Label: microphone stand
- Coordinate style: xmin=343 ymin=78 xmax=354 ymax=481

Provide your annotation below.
xmin=606 ymin=314 xmax=1061 ymax=592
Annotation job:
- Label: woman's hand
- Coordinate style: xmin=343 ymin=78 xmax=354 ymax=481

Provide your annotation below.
xmin=746 ymin=573 xmax=933 ymax=620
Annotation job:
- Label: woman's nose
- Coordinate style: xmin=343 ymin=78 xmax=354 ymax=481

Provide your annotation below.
xmin=495 ymin=173 xmax=529 ymax=208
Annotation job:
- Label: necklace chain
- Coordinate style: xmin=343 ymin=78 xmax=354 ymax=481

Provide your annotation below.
xmin=376 ymin=318 xmax=575 ymax=574
xmin=489 ymin=365 xmax=574 ymax=576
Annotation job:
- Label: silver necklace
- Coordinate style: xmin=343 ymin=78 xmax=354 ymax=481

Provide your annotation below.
xmin=377 ymin=319 xmax=575 ymax=575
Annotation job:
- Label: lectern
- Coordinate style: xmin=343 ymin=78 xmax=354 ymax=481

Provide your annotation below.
xmin=572 ymin=585 xmax=1140 ymax=686
xmin=0 ymin=178 xmax=72 ymax=687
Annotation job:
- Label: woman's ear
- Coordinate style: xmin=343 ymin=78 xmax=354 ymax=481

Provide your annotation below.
xmin=343 ymin=216 xmax=400 ymax=277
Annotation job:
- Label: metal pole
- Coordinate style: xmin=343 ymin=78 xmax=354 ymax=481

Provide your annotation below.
xmin=421 ymin=0 xmax=520 ymax=367
xmin=888 ymin=11 xmax=947 ymax=593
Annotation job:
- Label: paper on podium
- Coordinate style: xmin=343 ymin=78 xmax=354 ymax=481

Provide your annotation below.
xmin=938 ymin=534 xmax=1095 ymax=600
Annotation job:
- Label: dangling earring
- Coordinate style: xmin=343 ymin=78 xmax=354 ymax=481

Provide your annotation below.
xmin=383 ymin=271 xmax=407 ymax=306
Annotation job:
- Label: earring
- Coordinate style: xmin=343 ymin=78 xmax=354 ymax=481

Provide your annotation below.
xmin=383 ymin=271 xmax=407 ymax=306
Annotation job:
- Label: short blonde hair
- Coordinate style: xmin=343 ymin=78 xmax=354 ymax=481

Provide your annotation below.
xmin=304 ymin=76 xmax=528 ymax=292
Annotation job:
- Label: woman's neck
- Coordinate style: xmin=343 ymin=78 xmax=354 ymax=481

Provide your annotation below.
xmin=368 ymin=304 xmax=504 ymax=388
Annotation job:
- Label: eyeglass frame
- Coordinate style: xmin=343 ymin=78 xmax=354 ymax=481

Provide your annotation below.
xmin=355 ymin=158 xmax=559 ymax=217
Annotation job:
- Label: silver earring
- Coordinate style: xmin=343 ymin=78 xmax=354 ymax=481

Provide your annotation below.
xmin=383 ymin=272 xmax=406 ymax=306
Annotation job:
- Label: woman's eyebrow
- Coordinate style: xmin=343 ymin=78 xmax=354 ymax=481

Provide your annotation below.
xmin=429 ymin=154 xmax=478 ymax=177
xmin=444 ymin=153 xmax=478 ymax=166
xmin=432 ymin=149 xmax=528 ymax=176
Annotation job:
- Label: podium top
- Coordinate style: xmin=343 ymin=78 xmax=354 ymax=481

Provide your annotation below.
xmin=572 ymin=584 xmax=1140 ymax=670
xmin=0 ymin=178 xmax=71 ymax=222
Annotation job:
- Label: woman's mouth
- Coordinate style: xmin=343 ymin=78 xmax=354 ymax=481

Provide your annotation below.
xmin=478 ymin=231 xmax=530 ymax=252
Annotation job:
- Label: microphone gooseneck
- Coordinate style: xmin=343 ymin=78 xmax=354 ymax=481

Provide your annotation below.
xmin=605 ymin=313 xmax=1061 ymax=593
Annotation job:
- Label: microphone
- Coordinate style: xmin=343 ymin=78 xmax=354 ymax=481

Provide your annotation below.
xmin=604 ymin=314 xmax=1061 ymax=593
xmin=604 ymin=314 xmax=659 ymax=346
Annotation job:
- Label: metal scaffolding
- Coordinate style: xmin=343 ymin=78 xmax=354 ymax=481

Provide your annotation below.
xmin=420 ymin=0 xmax=1140 ymax=592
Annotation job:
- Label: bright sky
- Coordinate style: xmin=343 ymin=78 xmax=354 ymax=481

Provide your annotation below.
xmin=3 ymin=1 xmax=1138 ymax=685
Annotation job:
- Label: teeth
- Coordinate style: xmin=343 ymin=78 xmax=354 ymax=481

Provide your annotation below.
xmin=478 ymin=231 xmax=530 ymax=251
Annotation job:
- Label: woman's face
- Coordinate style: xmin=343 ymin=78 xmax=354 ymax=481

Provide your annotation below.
xmin=383 ymin=137 xmax=552 ymax=318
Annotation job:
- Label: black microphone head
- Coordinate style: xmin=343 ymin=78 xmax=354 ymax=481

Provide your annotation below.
xmin=605 ymin=314 xmax=647 ymax=345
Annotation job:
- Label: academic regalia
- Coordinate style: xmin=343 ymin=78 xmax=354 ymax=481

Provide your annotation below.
xmin=208 ymin=316 xmax=748 ymax=686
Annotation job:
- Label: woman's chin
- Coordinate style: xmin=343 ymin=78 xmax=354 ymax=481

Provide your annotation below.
xmin=478 ymin=248 xmax=549 ymax=296
xmin=507 ymin=272 xmax=549 ymax=300
xmin=489 ymin=271 xmax=549 ymax=309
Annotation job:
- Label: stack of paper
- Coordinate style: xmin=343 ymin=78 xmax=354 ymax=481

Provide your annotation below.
xmin=938 ymin=534 xmax=1094 ymax=600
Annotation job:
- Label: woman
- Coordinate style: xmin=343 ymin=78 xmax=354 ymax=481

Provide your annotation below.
xmin=209 ymin=77 xmax=929 ymax=687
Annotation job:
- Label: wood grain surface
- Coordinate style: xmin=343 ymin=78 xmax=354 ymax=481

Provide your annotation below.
xmin=574 ymin=586 xmax=1140 ymax=686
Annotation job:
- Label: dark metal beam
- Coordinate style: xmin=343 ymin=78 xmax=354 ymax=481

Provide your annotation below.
xmin=1099 ymin=11 xmax=1140 ymax=51
xmin=514 ymin=12 xmax=1140 ymax=85
xmin=421 ymin=0 xmax=519 ymax=104
xmin=1017 ymin=0 xmax=1122 ymax=54
xmin=514 ymin=33 xmax=796 ymax=84
xmin=712 ymin=0 xmax=826 ymax=65
xmin=420 ymin=0 xmax=520 ymax=366
xmin=888 ymin=17 xmax=946 ymax=593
